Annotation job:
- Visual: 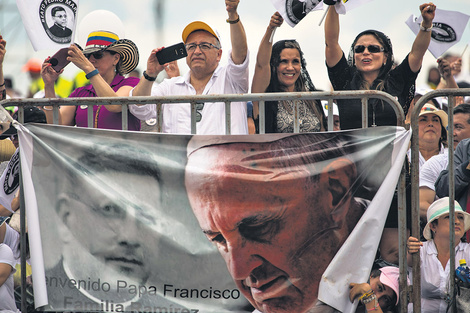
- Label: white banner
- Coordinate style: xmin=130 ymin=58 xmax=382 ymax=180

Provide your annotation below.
xmin=405 ymin=8 xmax=470 ymax=59
xmin=18 ymin=124 xmax=410 ymax=313
xmin=16 ymin=0 xmax=79 ymax=51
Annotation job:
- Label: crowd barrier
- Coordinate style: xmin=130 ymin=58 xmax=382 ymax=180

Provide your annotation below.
xmin=411 ymin=88 xmax=470 ymax=313
xmin=2 ymin=88 xmax=468 ymax=313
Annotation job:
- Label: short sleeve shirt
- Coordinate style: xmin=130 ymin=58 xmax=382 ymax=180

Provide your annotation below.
xmin=420 ymin=153 xmax=448 ymax=190
xmin=70 ymin=75 xmax=141 ymax=131
xmin=0 ymin=243 xmax=19 ymax=312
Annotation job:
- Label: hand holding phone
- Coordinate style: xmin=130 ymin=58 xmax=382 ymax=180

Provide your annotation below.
xmin=49 ymin=47 xmax=70 ymax=73
xmin=155 ymin=42 xmax=187 ymax=65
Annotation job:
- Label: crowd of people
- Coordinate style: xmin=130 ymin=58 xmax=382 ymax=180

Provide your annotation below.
xmin=0 ymin=0 xmax=470 ymax=312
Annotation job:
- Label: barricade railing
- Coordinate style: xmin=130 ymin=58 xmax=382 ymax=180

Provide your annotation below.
xmin=411 ymin=88 xmax=470 ymax=313
xmin=0 ymin=90 xmax=411 ymax=313
xmin=0 ymin=90 xmax=405 ymax=133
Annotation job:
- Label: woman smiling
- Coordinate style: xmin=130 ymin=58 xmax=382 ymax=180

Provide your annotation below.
xmin=324 ymin=2 xmax=436 ymax=129
xmin=251 ymin=12 xmax=325 ymax=133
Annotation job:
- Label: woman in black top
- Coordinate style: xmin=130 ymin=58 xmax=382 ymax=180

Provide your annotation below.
xmin=324 ymin=2 xmax=436 ymax=129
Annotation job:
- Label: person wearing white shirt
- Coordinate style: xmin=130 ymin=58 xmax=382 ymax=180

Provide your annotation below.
xmin=130 ymin=0 xmax=249 ymax=135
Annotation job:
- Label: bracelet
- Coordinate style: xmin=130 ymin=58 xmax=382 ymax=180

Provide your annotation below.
xmin=85 ymin=69 xmax=99 ymax=80
xmin=226 ymin=15 xmax=240 ymax=24
xmin=359 ymin=290 xmax=373 ymax=302
xmin=367 ymin=300 xmax=379 ymax=311
xmin=420 ymin=22 xmax=433 ymax=32
xmin=143 ymin=70 xmax=157 ymax=82
xmin=0 ymin=81 xmax=5 ymax=88
xmin=361 ymin=293 xmax=377 ymax=304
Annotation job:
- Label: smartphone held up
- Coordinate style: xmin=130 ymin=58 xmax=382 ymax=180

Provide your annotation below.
xmin=155 ymin=42 xmax=187 ymax=65
xmin=49 ymin=47 xmax=70 ymax=73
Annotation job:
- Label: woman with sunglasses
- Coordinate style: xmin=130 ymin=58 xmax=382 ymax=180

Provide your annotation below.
xmin=324 ymin=2 xmax=436 ymax=130
xmin=251 ymin=11 xmax=325 ymax=133
xmin=41 ymin=30 xmax=141 ymax=130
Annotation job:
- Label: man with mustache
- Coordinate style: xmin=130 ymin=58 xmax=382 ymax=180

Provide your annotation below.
xmin=130 ymin=0 xmax=249 ymax=135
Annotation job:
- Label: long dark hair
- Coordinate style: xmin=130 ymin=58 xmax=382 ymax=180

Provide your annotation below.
xmin=347 ymin=30 xmax=394 ymax=91
xmin=264 ymin=40 xmax=325 ymax=132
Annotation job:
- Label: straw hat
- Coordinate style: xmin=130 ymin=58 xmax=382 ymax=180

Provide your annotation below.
xmin=419 ymin=103 xmax=448 ymax=129
xmin=83 ymin=30 xmax=139 ymax=75
xmin=423 ymin=197 xmax=470 ymax=240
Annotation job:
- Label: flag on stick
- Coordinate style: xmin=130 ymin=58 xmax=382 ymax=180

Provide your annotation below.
xmin=406 ymin=8 xmax=470 ymax=59
xmin=16 ymin=0 xmax=79 ymax=51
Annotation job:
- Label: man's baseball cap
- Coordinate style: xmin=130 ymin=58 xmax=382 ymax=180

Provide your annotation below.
xmin=182 ymin=21 xmax=221 ymax=45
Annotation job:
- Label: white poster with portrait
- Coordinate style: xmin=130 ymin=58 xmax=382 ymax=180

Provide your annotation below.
xmin=16 ymin=0 xmax=79 ymax=51
xmin=18 ymin=123 xmax=410 ymax=313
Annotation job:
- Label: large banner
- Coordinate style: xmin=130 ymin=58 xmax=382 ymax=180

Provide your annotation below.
xmin=16 ymin=0 xmax=79 ymax=51
xmin=17 ymin=124 xmax=410 ymax=313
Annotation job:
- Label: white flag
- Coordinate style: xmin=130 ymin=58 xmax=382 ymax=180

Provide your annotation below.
xmin=270 ymin=0 xmax=323 ymax=27
xmin=405 ymin=8 xmax=470 ymax=59
xmin=16 ymin=0 xmax=79 ymax=51
xmin=315 ymin=0 xmax=376 ymax=15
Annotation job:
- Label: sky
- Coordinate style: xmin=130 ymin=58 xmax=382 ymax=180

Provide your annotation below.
xmin=1 ymin=0 xmax=470 ymax=96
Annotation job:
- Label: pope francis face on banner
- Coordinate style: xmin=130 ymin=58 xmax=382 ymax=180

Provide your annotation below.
xmin=185 ymin=133 xmax=367 ymax=313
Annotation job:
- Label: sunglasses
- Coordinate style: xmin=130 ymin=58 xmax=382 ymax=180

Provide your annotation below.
xmin=84 ymin=51 xmax=104 ymax=60
xmin=353 ymin=45 xmax=384 ymax=54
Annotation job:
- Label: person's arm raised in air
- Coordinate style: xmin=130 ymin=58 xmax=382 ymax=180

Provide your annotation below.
xmin=131 ymin=48 xmax=166 ymax=98
xmin=41 ymin=56 xmax=76 ymax=126
xmin=324 ymin=4 xmax=343 ymax=68
xmin=226 ymin=0 xmax=247 ymax=65
xmin=408 ymin=3 xmax=436 ymax=73
xmin=251 ymin=12 xmax=283 ymax=120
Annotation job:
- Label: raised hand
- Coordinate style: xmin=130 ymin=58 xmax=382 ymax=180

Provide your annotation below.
xmin=269 ymin=12 xmax=284 ymax=30
xmin=420 ymin=2 xmax=436 ymax=25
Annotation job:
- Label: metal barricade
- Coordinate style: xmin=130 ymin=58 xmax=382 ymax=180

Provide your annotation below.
xmin=0 ymin=90 xmax=405 ymax=132
xmin=411 ymin=88 xmax=470 ymax=313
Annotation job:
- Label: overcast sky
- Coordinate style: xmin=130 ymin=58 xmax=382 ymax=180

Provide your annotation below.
xmin=1 ymin=0 xmax=469 ymax=95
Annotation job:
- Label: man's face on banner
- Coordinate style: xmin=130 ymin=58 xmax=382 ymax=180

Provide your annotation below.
xmin=58 ymin=170 xmax=161 ymax=284
xmin=52 ymin=8 xmax=67 ymax=27
xmin=186 ymin=143 xmax=355 ymax=313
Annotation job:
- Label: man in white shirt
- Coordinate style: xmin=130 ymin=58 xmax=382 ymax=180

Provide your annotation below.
xmin=130 ymin=0 xmax=249 ymax=135
xmin=420 ymin=104 xmax=470 ymax=221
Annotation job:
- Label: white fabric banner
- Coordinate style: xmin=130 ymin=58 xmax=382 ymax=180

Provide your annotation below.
xmin=15 ymin=0 xmax=79 ymax=51
xmin=405 ymin=8 xmax=470 ymax=59
xmin=318 ymin=128 xmax=411 ymax=312
xmin=18 ymin=124 xmax=410 ymax=313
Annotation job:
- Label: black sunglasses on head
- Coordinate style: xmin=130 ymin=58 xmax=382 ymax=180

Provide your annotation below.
xmin=354 ymin=45 xmax=384 ymax=54
xmin=84 ymin=51 xmax=105 ymax=60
